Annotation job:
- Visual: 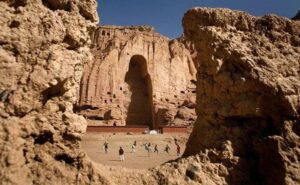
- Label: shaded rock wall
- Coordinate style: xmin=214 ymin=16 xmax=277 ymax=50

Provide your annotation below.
xmin=78 ymin=26 xmax=197 ymax=128
xmin=0 ymin=0 xmax=109 ymax=184
xmin=183 ymin=8 xmax=300 ymax=185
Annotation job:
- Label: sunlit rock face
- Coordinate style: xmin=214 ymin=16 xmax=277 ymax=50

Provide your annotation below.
xmin=183 ymin=7 xmax=300 ymax=185
xmin=77 ymin=26 xmax=197 ymax=128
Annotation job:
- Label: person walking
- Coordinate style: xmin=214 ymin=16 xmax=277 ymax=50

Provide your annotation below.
xmin=164 ymin=144 xmax=170 ymax=154
xmin=176 ymin=144 xmax=181 ymax=156
xmin=103 ymin=142 xmax=108 ymax=154
xmin=147 ymin=143 xmax=152 ymax=157
xmin=174 ymin=138 xmax=178 ymax=146
xmin=154 ymin=144 xmax=158 ymax=154
xmin=119 ymin=147 xmax=125 ymax=161
xmin=131 ymin=143 xmax=136 ymax=153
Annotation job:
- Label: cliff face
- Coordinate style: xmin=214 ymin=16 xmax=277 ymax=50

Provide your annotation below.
xmin=0 ymin=0 xmax=107 ymax=184
xmin=183 ymin=8 xmax=300 ymax=185
xmin=78 ymin=26 xmax=197 ymax=128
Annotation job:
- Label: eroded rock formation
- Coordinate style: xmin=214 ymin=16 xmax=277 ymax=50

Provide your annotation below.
xmin=77 ymin=26 xmax=197 ymax=128
xmin=0 ymin=0 xmax=108 ymax=184
xmin=183 ymin=8 xmax=300 ymax=185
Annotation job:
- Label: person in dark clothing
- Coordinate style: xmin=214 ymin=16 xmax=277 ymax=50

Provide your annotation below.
xmin=119 ymin=147 xmax=125 ymax=161
xmin=164 ymin=144 xmax=170 ymax=154
xmin=154 ymin=144 xmax=158 ymax=154
xmin=176 ymin=144 xmax=181 ymax=156
xmin=103 ymin=142 xmax=108 ymax=154
xmin=174 ymin=138 xmax=178 ymax=145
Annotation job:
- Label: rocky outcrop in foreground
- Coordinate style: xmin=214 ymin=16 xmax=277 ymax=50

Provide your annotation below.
xmin=0 ymin=0 xmax=107 ymax=184
xmin=183 ymin=8 xmax=300 ymax=185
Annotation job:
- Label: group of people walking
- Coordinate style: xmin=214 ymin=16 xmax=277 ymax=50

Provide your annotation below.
xmin=102 ymin=138 xmax=181 ymax=161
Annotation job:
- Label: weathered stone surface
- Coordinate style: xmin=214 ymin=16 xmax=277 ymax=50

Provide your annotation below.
xmin=0 ymin=0 xmax=109 ymax=184
xmin=183 ymin=7 xmax=300 ymax=185
xmin=77 ymin=25 xmax=196 ymax=128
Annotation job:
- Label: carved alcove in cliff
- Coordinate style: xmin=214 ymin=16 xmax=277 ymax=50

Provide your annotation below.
xmin=77 ymin=26 xmax=197 ymax=128
xmin=124 ymin=55 xmax=154 ymax=128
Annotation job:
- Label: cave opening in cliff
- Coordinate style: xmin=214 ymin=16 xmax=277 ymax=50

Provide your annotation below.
xmin=124 ymin=55 xmax=154 ymax=129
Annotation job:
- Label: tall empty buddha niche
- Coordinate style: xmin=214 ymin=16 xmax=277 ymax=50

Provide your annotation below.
xmin=78 ymin=26 xmax=197 ymax=128
xmin=124 ymin=55 xmax=153 ymax=128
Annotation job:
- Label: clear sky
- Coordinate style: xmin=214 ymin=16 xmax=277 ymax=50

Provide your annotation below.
xmin=97 ymin=0 xmax=300 ymax=38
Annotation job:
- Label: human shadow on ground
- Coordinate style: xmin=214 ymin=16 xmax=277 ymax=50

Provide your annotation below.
xmin=108 ymin=159 xmax=122 ymax=162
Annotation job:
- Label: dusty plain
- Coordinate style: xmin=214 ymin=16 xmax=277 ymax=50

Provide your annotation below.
xmin=82 ymin=132 xmax=188 ymax=169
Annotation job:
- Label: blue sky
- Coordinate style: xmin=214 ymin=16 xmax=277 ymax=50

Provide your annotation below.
xmin=97 ymin=0 xmax=300 ymax=38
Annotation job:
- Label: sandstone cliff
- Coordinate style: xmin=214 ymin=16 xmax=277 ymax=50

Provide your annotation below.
xmin=77 ymin=25 xmax=197 ymax=128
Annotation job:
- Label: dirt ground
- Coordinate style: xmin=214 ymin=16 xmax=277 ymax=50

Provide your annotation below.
xmin=81 ymin=132 xmax=188 ymax=169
